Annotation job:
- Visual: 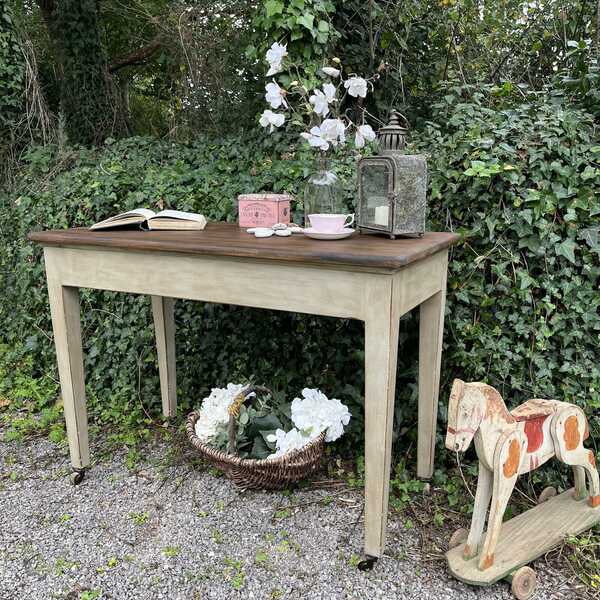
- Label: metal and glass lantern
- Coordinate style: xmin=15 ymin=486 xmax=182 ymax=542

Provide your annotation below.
xmin=357 ymin=112 xmax=427 ymax=238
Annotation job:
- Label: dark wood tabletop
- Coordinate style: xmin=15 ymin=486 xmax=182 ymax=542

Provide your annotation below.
xmin=28 ymin=222 xmax=459 ymax=271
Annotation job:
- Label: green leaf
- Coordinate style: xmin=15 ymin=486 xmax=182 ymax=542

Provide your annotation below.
xmin=317 ymin=19 xmax=329 ymax=32
xmin=265 ymin=0 xmax=284 ymax=17
xmin=295 ymin=13 xmax=314 ymax=30
xmin=556 ymin=239 xmax=577 ymax=264
xmin=250 ymin=436 xmax=271 ymax=459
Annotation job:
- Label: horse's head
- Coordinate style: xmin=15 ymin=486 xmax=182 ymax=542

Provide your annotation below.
xmin=445 ymin=379 xmax=484 ymax=452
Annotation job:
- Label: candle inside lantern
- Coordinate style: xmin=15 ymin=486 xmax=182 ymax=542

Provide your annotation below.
xmin=374 ymin=204 xmax=389 ymax=227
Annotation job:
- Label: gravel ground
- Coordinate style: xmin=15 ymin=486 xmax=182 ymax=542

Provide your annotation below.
xmin=0 ymin=429 xmax=591 ymax=600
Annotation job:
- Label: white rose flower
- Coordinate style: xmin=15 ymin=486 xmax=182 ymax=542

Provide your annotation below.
xmin=309 ymin=83 xmax=337 ymax=117
xmin=301 ymin=118 xmax=346 ymax=151
xmin=344 ymin=76 xmax=368 ymax=98
xmin=266 ymin=42 xmax=287 ymax=67
xmin=259 ymin=109 xmax=285 ymax=131
xmin=309 ymin=90 xmax=329 ymax=117
xmin=300 ymin=126 xmax=330 ymax=151
xmin=265 ymin=81 xmax=287 ymax=109
xmin=322 ymin=66 xmax=340 ymax=78
xmin=355 ymin=123 xmax=376 ymax=148
xmin=320 ymin=118 xmax=346 ymax=146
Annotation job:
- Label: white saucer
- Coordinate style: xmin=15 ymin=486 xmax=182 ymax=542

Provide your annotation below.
xmin=302 ymin=227 xmax=355 ymax=240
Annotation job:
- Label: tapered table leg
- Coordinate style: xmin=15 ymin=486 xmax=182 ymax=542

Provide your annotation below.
xmin=47 ymin=275 xmax=89 ymax=470
xmin=363 ymin=279 xmax=400 ymax=558
xmin=151 ymin=296 xmax=177 ymax=418
xmin=417 ymin=251 xmax=448 ymax=479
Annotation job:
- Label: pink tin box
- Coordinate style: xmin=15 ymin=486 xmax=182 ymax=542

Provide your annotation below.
xmin=238 ymin=193 xmax=292 ymax=228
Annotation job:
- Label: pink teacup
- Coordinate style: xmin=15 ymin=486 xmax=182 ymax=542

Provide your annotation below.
xmin=308 ymin=213 xmax=354 ymax=233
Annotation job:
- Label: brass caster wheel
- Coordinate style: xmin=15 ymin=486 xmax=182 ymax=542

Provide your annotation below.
xmin=448 ymin=527 xmax=468 ymax=550
xmin=70 ymin=469 xmax=85 ymax=486
xmin=357 ymin=555 xmax=377 ymax=571
xmin=538 ymin=486 xmax=557 ymax=504
xmin=510 ymin=566 xmax=537 ymax=600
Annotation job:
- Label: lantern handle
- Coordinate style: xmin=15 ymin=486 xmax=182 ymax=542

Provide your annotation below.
xmin=390 ymin=110 xmax=410 ymax=129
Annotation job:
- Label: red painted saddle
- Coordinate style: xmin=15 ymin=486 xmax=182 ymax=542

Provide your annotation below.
xmin=510 ymin=398 xmax=559 ymax=422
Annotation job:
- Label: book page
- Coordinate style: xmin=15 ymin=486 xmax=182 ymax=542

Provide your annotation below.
xmin=90 ymin=208 xmax=155 ymax=230
xmin=152 ymin=209 xmax=204 ymax=222
xmin=146 ymin=210 xmax=207 ymax=231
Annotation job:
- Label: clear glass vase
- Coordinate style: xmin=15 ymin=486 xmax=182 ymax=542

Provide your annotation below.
xmin=303 ymin=157 xmax=344 ymax=227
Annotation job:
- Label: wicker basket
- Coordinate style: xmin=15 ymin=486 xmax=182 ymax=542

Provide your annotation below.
xmin=186 ymin=385 xmax=325 ymax=490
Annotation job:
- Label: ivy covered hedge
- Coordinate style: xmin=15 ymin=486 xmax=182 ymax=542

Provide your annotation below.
xmin=1 ymin=89 xmax=598 ymax=467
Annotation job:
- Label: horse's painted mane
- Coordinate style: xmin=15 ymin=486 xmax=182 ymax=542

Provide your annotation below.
xmin=467 ymin=382 xmax=516 ymax=425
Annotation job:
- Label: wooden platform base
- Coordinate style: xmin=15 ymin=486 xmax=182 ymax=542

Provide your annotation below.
xmin=447 ymin=488 xmax=600 ymax=586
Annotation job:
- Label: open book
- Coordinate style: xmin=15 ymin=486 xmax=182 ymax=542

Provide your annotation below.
xmin=90 ymin=209 xmax=207 ymax=231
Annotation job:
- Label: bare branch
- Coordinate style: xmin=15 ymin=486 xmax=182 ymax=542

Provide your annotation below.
xmin=108 ymin=38 xmax=161 ymax=73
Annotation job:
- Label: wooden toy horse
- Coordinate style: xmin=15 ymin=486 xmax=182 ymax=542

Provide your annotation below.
xmin=446 ymin=379 xmax=600 ymax=571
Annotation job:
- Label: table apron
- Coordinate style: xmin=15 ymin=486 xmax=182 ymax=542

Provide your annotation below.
xmin=43 ymin=246 xmax=446 ymax=321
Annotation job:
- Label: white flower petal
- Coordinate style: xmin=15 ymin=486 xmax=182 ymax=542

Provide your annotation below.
xmin=309 ymin=89 xmax=329 ymax=117
xmin=343 ymin=76 xmax=368 ymax=98
xmin=266 ymin=42 xmax=287 ymax=67
xmin=290 ymin=388 xmax=351 ymax=443
xmin=266 ymin=62 xmax=283 ymax=76
xmin=322 ymin=67 xmax=340 ymax=78
xmin=323 ymin=82 xmax=337 ymax=102
xmin=265 ymin=81 xmax=287 ymax=109
xmin=355 ymin=129 xmax=365 ymax=148
xmin=194 ymin=383 xmax=245 ymax=442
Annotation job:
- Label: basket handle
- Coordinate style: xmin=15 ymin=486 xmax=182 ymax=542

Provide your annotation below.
xmin=226 ymin=385 xmax=272 ymax=455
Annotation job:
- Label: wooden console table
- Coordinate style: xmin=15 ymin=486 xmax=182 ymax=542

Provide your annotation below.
xmin=29 ymin=222 xmax=457 ymax=561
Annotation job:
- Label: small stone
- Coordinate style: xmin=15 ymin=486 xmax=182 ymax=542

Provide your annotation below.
xmin=272 ymin=223 xmax=288 ymax=230
xmin=254 ymin=228 xmax=274 ymax=238
xmin=275 ymin=229 xmax=292 ymax=237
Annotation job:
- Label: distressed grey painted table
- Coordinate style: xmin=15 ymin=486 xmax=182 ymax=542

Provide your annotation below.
xmin=29 ymin=222 xmax=458 ymax=561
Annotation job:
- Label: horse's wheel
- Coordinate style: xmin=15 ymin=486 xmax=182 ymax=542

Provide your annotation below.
xmin=538 ymin=486 xmax=557 ymax=504
xmin=448 ymin=528 xmax=468 ymax=550
xmin=511 ymin=566 xmax=537 ymax=600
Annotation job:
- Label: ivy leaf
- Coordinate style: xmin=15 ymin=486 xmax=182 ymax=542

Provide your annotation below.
xmin=579 ymin=228 xmax=599 ymax=251
xmin=295 ymin=13 xmax=314 ymax=31
xmin=556 ymin=239 xmax=577 ymax=263
xmin=317 ymin=19 xmax=329 ymax=32
xmin=265 ymin=0 xmax=284 ymax=17
xmin=581 ymin=166 xmax=597 ymax=181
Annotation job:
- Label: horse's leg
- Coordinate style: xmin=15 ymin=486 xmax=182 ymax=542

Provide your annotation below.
xmin=564 ymin=451 xmax=600 ymax=506
xmin=478 ymin=431 xmax=524 ymax=571
xmin=573 ymin=466 xmax=587 ymax=500
xmin=463 ymin=462 xmax=492 ymax=559
xmin=551 ymin=409 xmax=600 ymax=507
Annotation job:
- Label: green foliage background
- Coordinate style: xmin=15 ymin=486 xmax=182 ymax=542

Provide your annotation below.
xmin=2 ymin=88 xmax=598 ymax=474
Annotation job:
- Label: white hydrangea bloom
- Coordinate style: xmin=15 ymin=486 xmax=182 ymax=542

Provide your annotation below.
xmin=194 ymin=383 xmax=246 ymax=442
xmin=355 ymin=123 xmax=376 ymax=148
xmin=259 ymin=109 xmax=285 ymax=131
xmin=291 ymin=388 xmax=351 ymax=442
xmin=265 ymin=81 xmax=287 ymax=109
xmin=344 ymin=76 xmax=368 ymax=98
xmin=267 ymin=427 xmax=312 ymax=459
xmin=322 ymin=66 xmax=340 ymax=78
